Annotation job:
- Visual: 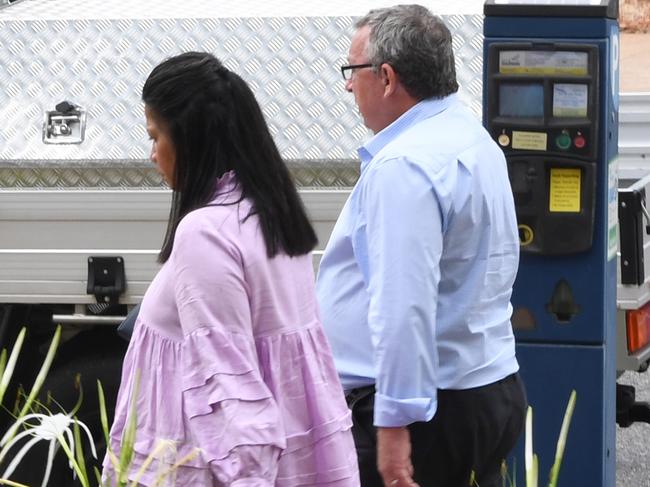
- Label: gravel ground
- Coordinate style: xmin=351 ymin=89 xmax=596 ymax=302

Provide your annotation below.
xmin=617 ymin=370 xmax=650 ymax=486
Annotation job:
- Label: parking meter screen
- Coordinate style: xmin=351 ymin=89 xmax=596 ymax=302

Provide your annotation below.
xmin=553 ymin=83 xmax=588 ymax=117
xmin=499 ymin=83 xmax=544 ymax=117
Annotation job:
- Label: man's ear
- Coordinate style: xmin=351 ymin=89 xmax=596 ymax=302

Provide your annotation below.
xmin=380 ymin=63 xmax=398 ymax=97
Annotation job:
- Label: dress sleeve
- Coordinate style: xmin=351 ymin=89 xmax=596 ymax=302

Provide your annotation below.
xmin=171 ymin=212 xmax=285 ymax=485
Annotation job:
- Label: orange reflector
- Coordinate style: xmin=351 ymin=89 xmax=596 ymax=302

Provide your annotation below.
xmin=627 ymin=302 xmax=650 ymax=354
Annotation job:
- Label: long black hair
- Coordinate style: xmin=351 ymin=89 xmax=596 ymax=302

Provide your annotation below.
xmin=142 ymin=51 xmax=317 ymax=263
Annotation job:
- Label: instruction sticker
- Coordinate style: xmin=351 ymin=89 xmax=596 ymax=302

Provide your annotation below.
xmin=499 ymin=50 xmax=589 ymax=76
xmin=549 ymin=168 xmax=581 ymax=212
xmin=512 ymin=131 xmax=547 ymax=151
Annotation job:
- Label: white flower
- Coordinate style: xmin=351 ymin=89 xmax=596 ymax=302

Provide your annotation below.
xmin=0 ymin=412 xmax=97 ymax=487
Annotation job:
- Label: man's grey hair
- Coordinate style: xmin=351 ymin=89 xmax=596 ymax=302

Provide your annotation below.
xmin=356 ymin=4 xmax=459 ymax=100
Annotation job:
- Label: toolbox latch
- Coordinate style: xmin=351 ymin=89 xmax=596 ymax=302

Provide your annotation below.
xmin=43 ymin=101 xmax=87 ymax=144
xmin=87 ymin=256 xmax=126 ymax=305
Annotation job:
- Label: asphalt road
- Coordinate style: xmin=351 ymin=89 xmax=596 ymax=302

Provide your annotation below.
xmin=617 ymin=370 xmax=650 ymax=486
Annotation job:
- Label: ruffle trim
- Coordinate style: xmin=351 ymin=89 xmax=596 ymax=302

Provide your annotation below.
xmin=284 ymin=409 xmax=352 ymax=453
xmin=110 ymin=323 xmax=358 ymax=485
xmin=179 ymin=329 xmax=286 ymax=462
xmin=182 ymin=326 xmax=259 ymax=390
xmin=276 ymin=422 xmax=359 ymax=486
xmin=104 ymin=444 xmax=276 ymax=486
xmin=106 ymin=429 xmax=358 ymax=487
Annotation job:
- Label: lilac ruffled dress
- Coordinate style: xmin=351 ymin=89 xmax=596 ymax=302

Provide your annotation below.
xmin=104 ymin=172 xmax=359 ymax=486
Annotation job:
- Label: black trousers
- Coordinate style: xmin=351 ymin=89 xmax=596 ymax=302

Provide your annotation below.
xmin=346 ymin=373 xmax=527 ymax=487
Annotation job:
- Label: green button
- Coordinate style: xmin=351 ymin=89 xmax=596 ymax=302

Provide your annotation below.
xmin=556 ymin=133 xmax=571 ymax=150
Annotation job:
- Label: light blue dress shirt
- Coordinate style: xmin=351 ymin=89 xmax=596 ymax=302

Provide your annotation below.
xmin=316 ymin=94 xmax=520 ymax=428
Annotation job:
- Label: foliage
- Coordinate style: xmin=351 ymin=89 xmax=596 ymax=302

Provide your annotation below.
xmin=470 ymin=390 xmax=577 ymax=487
xmin=0 ymin=327 xmax=197 ymax=487
xmin=500 ymin=390 xmax=577 ymax=487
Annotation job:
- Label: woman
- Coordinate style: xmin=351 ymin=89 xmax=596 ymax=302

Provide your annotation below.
xmin=104 ymin=51 xmax=359 ymax=486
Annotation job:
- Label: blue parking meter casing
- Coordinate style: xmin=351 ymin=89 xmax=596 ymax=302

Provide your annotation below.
xmin=483 ymin=1 xmax=619 ymax=486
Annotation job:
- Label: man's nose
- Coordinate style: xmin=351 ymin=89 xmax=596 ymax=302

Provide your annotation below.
xmin=345 ymin=78 xmax=353 ymax=93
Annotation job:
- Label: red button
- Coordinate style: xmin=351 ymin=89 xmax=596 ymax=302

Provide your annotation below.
xmin=574 ymin=135 xmax=586 ymax=149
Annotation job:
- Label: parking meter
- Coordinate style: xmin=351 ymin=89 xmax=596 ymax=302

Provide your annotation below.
xmin=483 ymin=1 xmax=619 ymax=486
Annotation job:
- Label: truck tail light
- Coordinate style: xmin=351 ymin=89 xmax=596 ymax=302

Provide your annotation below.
xmin=626 ymin=302 xmax=650 ymax=354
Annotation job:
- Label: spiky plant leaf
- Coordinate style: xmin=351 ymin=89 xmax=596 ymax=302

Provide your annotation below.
xmin=94 ymin=465 xmax=102 ymax=486
xmin=18 ymin=325 xmax=61 ymax=418
xmin=548 ymin=390 xmax=577 ymax=487
xmin=0 ymin=328 xmax=26 ymax=406
xmin=0 ymin=349 xmax=7 ymax=389
xmin=55 ymin=432 xmax=90 ymax=487
xmin=117 ymin=373 xmax=140 ymax=485
xmin=73 ymin=419 xmax=89 ymax=484
xmin=0 ymin=479 xmax=31 ymax=487
xmin=97 ymin=381 xmax=111 ymax=450
xmin=525 ymin=406 xmax=535 ymax=487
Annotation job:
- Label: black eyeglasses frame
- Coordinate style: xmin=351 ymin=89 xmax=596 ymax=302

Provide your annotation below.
xmin=340 ymin=63 xmax=375 ymax=80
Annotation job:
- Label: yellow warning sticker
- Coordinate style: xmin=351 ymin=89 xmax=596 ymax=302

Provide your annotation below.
xmin=512 ymin=131 xmax=547 ymax=151
xmin=549 ymin=168 xmax=581 ymax=212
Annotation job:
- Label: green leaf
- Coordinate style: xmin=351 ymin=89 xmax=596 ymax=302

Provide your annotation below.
xmin=55 ymin=431 xmax=90 ymax=487
xmin=118 ymin=372 xmax=140 ymax=483
xmin=73 ymin=418 xmax=89 ymax=484
xmin=548 ymin=390 xmax=577 ymax=487
xmin=531 ymin=454 xmax=539 ymax=487
xmin=0 ymin=328 xmax=26 ymax=406
xmin=469 ymin=470 xmax=477 ymax=486
xmin=0 ymin=349 xmax=7 ymax=387
xmin=98 ymin=380 xmax=111 ymax=448
xmin=525 ymin=406 xmax=535 ymax=487
xmin=18 ymin=325 xmax=61 ymax=418
xmin=0 ymin=479 xmax=32 ymax=487
xmin=70 ymin=373 xmax=84 ymax=416
xmin=150 ymin=448 xmax=200 ymax=487
xmin=129 ymin=439 xmax=175 ymax=487
xmin=94 ymin=465 xmax=102 ymax=486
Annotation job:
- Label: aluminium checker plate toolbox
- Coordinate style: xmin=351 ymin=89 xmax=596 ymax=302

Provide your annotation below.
xmin=0 ymin=0 xmax=484 ymax=304
xmin=0 ymin=0 xmax=485 ymax=189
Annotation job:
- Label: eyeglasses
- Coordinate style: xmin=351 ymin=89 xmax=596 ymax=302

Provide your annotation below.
xmin=340 ymin=63 xmax=374 ymax=80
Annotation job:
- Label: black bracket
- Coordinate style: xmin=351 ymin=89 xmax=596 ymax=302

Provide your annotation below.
xmin=619 ymin=189 xmax=646 ymax=285
xmin=617 ymin=383 xmax=650 ymax=427
xmin=87 ymin=256 xmax=126 ymax=305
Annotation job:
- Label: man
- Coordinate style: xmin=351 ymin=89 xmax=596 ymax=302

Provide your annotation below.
xmin=316 ymin=5 xmax=527 ymax=487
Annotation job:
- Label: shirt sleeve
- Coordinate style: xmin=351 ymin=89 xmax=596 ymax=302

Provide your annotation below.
xmin=171 ymin=212 xmax=284 ymax=485
xmin=355 ymin=157 xmax=443 ymax=427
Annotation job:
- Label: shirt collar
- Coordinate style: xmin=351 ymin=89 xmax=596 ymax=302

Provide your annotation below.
xmin=357 ymin=93 xmax=458 ymax=171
